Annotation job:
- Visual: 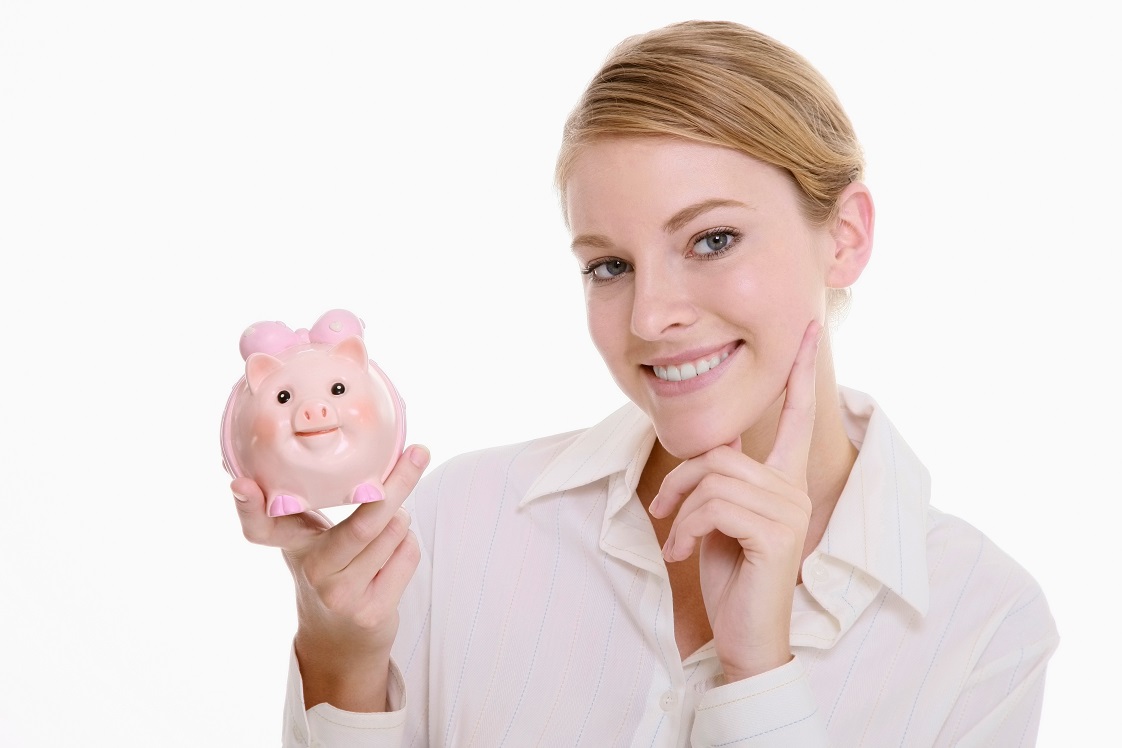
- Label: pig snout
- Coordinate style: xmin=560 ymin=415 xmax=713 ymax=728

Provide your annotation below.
xmin=292 ymin=400 xmax=341 ymax=435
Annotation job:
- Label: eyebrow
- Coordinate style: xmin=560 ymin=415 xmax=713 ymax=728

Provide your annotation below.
xmin=664 ymin=198 xmax=751 ymax=234
xmin=570 ymin=198 xmax=751 ymax=253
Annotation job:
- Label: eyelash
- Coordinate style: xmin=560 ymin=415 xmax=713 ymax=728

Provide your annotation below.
xmin=579 ymin=227 xmax=742 ymax=284
xmin=691 ymin=227 xmax=741 ymax=259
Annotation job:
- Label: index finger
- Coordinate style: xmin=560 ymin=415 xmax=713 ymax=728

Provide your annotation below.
xmin=765 ymin=320 xmax=822 ymax=483
xmin=317 ymin=444 xmax=431 ymax=571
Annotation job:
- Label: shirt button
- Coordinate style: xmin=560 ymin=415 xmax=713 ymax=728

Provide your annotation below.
xmin=659 ymin=690 xmax=678 ymax=711
xmin=813 ymin=560 xmax=828 ymax=581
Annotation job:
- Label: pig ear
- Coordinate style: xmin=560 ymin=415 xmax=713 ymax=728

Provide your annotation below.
xmin=245 ymin=352 xmax=285 ymax=395
xmin=330 ymin=335 xmax=369 ymax=368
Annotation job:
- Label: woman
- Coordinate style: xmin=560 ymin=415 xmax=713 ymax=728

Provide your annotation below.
xmin=234 ymin=20 xmax=1058 ymax=746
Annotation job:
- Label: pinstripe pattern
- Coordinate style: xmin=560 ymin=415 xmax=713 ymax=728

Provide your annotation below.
xmin=287 ymin=388 xmax=1058 ymax=747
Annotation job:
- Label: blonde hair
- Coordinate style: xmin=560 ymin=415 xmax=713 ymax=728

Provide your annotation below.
xmin=555 ymin=20 xmax=865 ymax=319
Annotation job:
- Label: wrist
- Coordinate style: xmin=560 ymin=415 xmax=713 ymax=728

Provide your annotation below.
xmin=295 ymin=627 xmax=394 ymax=712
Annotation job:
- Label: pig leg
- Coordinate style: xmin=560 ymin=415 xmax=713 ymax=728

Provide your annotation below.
xmin=267 ymin=493 xmax=306 ymax=517
xmin=350 ymin=482 xmax=386 ymax=505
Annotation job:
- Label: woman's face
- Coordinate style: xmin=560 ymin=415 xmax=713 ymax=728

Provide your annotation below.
xmin=565 ymin=137 xmax=840 ymax=459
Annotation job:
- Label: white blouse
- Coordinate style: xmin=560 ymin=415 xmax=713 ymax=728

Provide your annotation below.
xmin=283 ymin=387 xmax=1059 ymax=747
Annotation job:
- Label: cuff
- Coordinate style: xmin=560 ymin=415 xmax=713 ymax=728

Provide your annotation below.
xmin=690 ymin=655 xmax=829 ymax=747
xmin=283 ymin=642 xmax=407 ymax=748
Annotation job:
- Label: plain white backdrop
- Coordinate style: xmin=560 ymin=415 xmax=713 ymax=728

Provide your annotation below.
xmin=1 ymin=1 xmax=1115 ymax=745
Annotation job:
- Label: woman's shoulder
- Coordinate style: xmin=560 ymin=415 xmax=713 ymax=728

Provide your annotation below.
xmin=925 ymin=506 xmax=1058 ymax=647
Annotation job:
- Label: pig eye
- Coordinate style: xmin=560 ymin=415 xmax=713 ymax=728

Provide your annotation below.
xmin=331 ymin=382 xmax=346 ymax=396
xmin=277 ymin=390 xmax=291 ymax=404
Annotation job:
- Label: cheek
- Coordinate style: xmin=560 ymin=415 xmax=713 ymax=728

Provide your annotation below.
xmin=585 ymin=292 xmax=628 ymax=360
xmin=342 ymin=393 xmax=390 ymax=434
xmin=251 ymin=408 xmax=285 ymax=443
xmin=349 ymin=398 xmax=378 ymax=425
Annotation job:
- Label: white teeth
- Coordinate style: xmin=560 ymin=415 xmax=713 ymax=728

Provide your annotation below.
xmin=652 ymin=350 xmax=730 ymax=382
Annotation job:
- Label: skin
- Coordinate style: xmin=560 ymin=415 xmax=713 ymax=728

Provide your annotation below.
xmin=565 ymin=136 xmax=874 ymax=680
xmin=232 ymin=444 xmax=430 ymax=711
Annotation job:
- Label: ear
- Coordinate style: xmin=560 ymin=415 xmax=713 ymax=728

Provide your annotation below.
xmin=245 ymin=352 xmax=284 ymax=395
xmin=825 ymin=182 xmax=874 ymax=289
xmin=330 ymin=335 xmax=369 ymax=368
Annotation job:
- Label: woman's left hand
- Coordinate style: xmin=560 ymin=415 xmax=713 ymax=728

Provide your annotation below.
xmin=649 ymin=321 xmax=821 ymax=682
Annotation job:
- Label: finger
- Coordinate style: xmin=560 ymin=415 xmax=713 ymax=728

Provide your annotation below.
xmin=342 ymin=507 xmax=413 ymax=582
xmin=232 ymin=477 xmax=330 ymax=550
xmin=650 ymin=445 xmax=791 ymax=519
xmin=313 ymin=507 xmax=415 ymax=618
xmin=662 ymin=475 xmax=808 ymax=559
xmin=766 ymin=320 xmax=822 ymax=482
xmin=354 ymin=530 xmax=422 ymax=629
xmin=318 ymin=444 xmax=431 ymax=572
xmin=665 ymin=496 xmax=804 ymax=563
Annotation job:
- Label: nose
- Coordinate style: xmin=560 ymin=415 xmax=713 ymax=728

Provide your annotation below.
xmin=629 ymin=263 xmax=698 ymax=340
xmin=294 ymin=400 xmax=337 ymax=429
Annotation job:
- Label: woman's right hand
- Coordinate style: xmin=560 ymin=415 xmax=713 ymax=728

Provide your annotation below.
xmin=231 ymin=444 xmax=430 ymax=712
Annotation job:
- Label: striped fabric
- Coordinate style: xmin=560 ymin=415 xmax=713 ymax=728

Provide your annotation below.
xmin=285 ymin=388 xmax=1058 ymax=747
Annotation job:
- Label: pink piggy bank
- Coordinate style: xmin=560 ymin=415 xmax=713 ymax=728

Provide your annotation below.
xmin=220 ymin=309 xmax=406 ymax=517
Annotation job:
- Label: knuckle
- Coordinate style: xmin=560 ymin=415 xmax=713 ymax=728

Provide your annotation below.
xmin=317 ymin=578 xmax=352 ymax=615
xmin=695 ymin=473 xmax=722 ymax=498
xmin=398 ymin=531 xmax=421 ymax=567
xmin=345 ymin=513 xmax=380 ymax=545
xmin=354 ymin=604 xmax=395 ymax=631
xmin=385 ymin=511 xmax=410 ymax=539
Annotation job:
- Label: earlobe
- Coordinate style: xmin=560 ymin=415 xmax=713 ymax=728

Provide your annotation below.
xmin=826 ymin=182 xmax=874 ymax=288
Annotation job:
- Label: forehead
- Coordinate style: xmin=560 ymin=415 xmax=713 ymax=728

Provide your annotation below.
xmin=563 ymin=137 xmax=800 ymax=232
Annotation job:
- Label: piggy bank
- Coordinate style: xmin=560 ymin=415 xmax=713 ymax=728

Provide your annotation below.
xmin=220 ymin=309 xmax=406 ymax=517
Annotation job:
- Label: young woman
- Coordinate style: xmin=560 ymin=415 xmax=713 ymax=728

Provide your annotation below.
xmin=234 ymin=20 xmax=1058 ymax=747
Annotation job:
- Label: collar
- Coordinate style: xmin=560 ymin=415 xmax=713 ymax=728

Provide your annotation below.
xmin=519 ymin=388 xmax=932 ymax=624
xmin=795 ymin=387 xmax=931 ymax=647
xmin=520 ymin=400 xmax=655 ymax=510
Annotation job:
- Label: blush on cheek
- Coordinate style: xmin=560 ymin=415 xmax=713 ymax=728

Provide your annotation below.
xmin=348 ymin=399 xmax=378 ymax=426
xmin=252 ymin=411 xmax=282 ymax=444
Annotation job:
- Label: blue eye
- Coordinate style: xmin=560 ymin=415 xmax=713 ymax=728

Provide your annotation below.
xmin=582 ymin=257 xmax=632 ymax=281
xmin=692 ymin=229 xmax=739 ymax=257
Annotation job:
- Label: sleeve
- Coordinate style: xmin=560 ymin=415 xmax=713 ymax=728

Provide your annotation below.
xmin=933 ymin=583 xmax=1060 ymax=748
xmin=281 ymin=645 xmax=408 ymax=748
xmin=690 ymin=655 xmax=831 ymax=747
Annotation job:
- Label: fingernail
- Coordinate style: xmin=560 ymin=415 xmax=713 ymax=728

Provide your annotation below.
xmin=649 ymin=496 xmax=660 ymax=516
xmin=409 ymin=445 xmax=430 ymax=468
xmin=233 ymin=491 xmax=249 ymax=503
xmin=395 ymin=507 xmax=411 ymax=523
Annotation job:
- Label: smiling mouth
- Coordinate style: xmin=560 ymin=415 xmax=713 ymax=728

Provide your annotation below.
xmin=648 ymin=343 xmax=739 ymax=382
xmin=296 ymin=426 xmax=340 ymax=437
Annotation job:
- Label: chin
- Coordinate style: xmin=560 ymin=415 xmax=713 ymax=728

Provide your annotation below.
xmin=651 ymin=419 xmax=743 ymax=460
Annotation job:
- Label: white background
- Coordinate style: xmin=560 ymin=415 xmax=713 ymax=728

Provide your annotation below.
xmin=1 ymin=1 xmax=1115 ymax=745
